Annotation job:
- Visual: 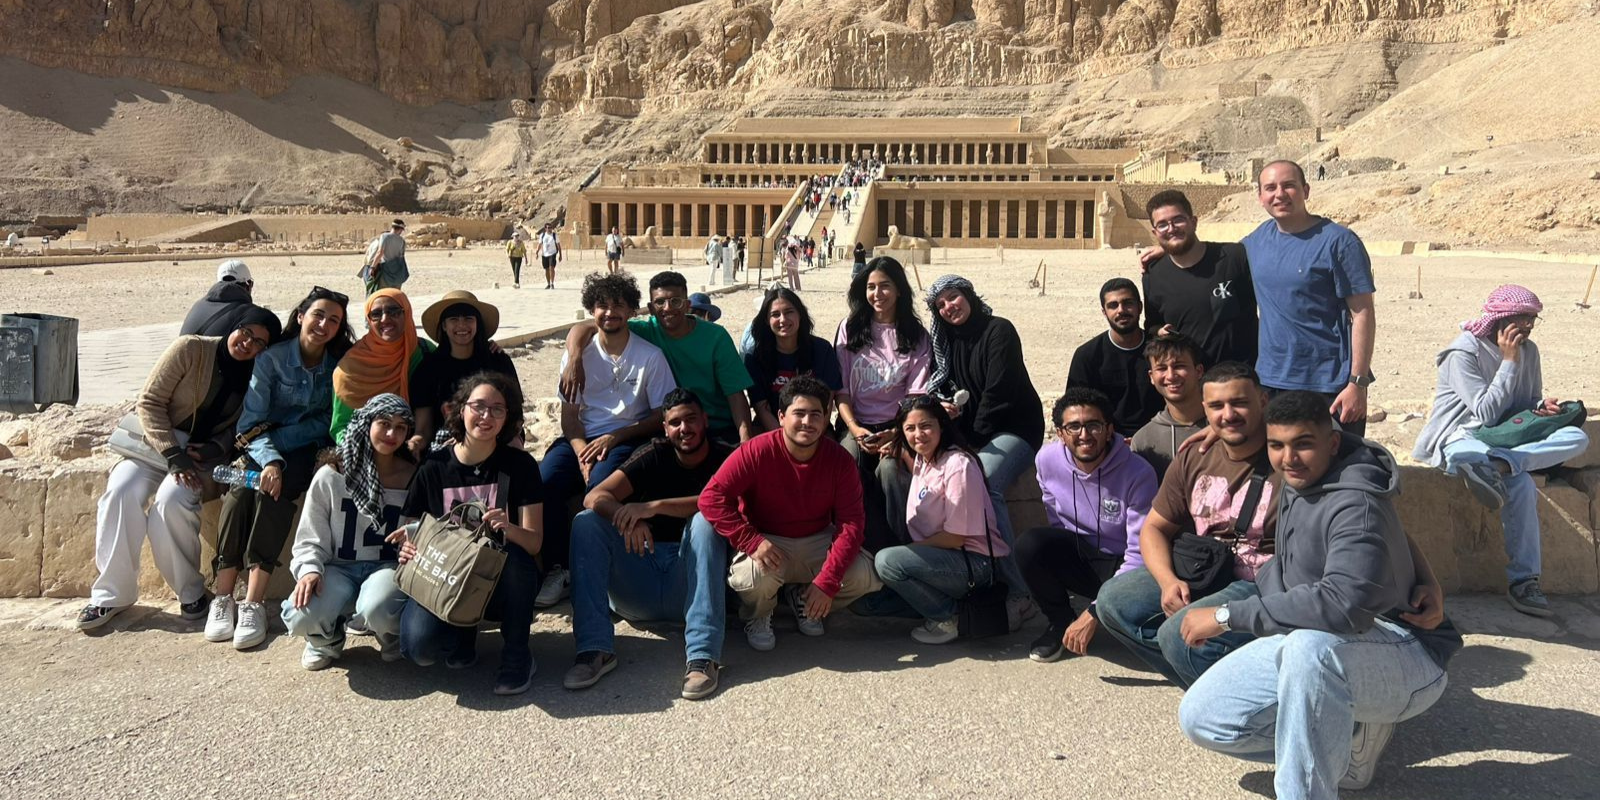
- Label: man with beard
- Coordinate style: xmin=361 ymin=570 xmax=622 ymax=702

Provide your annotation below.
xmin=699 ymin=376 xmax=880 ymax=652
xmin=1095 ymin=362 xmax=1278 ymax=687
xmin=1067 ymin=278 xmax=1165 ymax=437
xmin=563 ymin=389 xmax=734 ymax=700
xmin=1140 ymin=191 xmax=1258 ymax=368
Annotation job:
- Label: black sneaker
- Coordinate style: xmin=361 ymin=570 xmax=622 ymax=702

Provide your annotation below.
xmin=493 ymin=658 xmax=538 ymax=696
xmin=76 ymin=603 xmax=125 ymax=632
xmin=1029 ymin=627 xmax=1068 ymax=663
xmin=178 ymin=592 xmax=211 ymax=621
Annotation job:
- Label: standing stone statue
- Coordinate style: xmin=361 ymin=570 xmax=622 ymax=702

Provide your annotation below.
xmin=1097 ymin=190 xmax=1116 ymax=250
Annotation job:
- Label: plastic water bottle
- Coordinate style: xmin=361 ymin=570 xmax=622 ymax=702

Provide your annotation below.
xmin=212 ymin=465 xmax=262 ymax=490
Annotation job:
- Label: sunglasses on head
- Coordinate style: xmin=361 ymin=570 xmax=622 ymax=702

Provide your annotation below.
xmin=310 ymin=286 xmax=349 ymax=306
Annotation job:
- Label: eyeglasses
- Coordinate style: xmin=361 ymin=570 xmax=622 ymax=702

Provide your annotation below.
xmin=368 ymin=305 xmax=406 ymax=321
xmin=650 ymin=296 xmax=689 ymax=311
xmin=1153 ymin=217 xmax=1192 ymax=233
xmin=464 ymin=400 xmax=508 ymax=419
xmin=1060 ymin=421 xmax=1109 ymax=436
xmin=310 ymin=286 xmax=349 ymax=305
xmin=236 ymin=330 xmax=271 ymax=351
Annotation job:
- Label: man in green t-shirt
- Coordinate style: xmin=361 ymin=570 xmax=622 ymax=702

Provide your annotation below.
xmin=562 ymin=271 xmax=754 ymax=444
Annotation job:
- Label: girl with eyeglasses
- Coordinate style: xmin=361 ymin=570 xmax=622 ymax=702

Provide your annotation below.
xmin=871 ymin=397 xmax=1006 ymax=645
xmin=329 ymin=289 xmax=435 ymax=448
xmin=744 ymin=286 xmax=841 ymax=432
xmin=834 ymin=256 xmax=930 ymax=552
xmin=78 ymin=307 xmax=282 ymax=632
xmin=207 ymin=287 xmax=356 ymax=649
xmin=392 ymin=371 xmax=546 ymax=695
xmin=280 ymin=394 xmax=416 ymax=669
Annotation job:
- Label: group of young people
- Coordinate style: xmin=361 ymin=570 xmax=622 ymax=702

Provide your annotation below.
xmin=75 ymin=159 xmax=1586 ymax=800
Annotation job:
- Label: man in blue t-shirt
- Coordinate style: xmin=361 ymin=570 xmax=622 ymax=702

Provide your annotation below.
xmin=1242 ymin=160 xmax=1376 ymax=437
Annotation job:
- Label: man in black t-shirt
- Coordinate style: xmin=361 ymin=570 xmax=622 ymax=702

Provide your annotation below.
xmin=562 ymin=389 xmax=733 ymax=700
xmin=1140 ymin=190 xmax=1258 ymax=368
xmin=1067 ymin=278 xmax=1164 ymax=437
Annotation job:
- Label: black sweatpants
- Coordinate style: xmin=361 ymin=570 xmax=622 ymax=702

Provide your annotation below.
xmin=1015 ymin=526 xmax=1123 ymax=631
xmin=214 ymin=445 xmax=320 ymax=574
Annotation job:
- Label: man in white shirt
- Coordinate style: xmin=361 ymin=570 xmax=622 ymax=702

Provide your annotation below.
xmin=360 ymin=219 xmax=408 ymax=295
xmin=604 ymin=226 xmax=624 ymax=275
xmin=705 ymin=235 xmax=725 ymax=285
xmin=537 ymin=271 xmax=676 ymax=607
xmin=539 ymin=223 xmax=563 ymax=289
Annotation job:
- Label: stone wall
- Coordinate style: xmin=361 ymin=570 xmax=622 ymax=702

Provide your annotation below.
xmin=4 ymin=418 xmax=1598 ymax=601
xmin=1121 ymin=184 xmax=1251 ymax=221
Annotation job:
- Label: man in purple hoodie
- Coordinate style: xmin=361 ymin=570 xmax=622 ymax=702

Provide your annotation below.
xmin=1015 ymin=388 xmax=1159 ymax=663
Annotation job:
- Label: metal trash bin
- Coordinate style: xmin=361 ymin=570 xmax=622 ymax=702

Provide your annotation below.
xmin=0 ymin=313 xmax=79 ymax=411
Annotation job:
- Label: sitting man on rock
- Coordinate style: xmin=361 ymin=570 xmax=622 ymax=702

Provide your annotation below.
xmin=699 ymin=376 xmax=880 ymax=651
xmin=1179 ymin=391 xmax=1461 ymax=800
xmin=562 ymin=389 xmax=734 ymax=700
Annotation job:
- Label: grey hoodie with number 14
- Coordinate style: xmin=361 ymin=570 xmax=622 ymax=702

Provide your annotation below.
xmin=1227 ymin=434 xmax=1463 ymax=668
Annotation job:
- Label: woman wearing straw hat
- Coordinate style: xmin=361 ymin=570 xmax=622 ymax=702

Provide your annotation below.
xmin=412 ymin=290 xmax=520 ymax=448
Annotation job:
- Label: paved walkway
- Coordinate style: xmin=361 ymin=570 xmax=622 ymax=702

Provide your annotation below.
xmin=2 ymin=594 xmax=1597 ymax=799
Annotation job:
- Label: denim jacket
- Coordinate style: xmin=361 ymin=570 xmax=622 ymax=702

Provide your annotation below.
xmin=239 ymin=339 xmax=337 ymax=466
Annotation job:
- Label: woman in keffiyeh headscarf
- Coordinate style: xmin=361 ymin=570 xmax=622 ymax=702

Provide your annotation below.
xmin=883 ymin=274 xmax=1043 ymax=614
xmin=280 ymin=393 xmax=418 ymax=669
xmin=330 ymin=288 xmax=433 ymax=446
xmin=1413 ymin=284 xmax=1589 ymax=617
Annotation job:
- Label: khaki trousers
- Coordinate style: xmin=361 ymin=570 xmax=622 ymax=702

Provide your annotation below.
xmin=728 ymin=530 xmax=882 ymax=620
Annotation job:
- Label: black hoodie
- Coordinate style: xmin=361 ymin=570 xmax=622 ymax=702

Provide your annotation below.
xmin=181 ymin=280 xmax=255 ymax=336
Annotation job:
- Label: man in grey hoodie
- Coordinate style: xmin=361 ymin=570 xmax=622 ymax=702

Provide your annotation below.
xmin=1412 ymin=284 xmax=1589 ymax=616
xmin=1130 ymin=333 xmax=1208 ymax=478
xmin=1178 ymin=391 xmax=1461 ymax=800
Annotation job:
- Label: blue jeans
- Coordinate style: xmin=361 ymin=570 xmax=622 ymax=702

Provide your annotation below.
xmin=570 ymin=510 xmax=727 ymax=663
xmin=539 ymin=438 xmax=636 ymax=570
xmin=398 ymin=544 xmax=540 ymax=670
xmin=1441 ymin=426 xmax=1589 ymax=581
xmin=875 ymin=544 xmax=993 ymax=623
xmin=1179 ymin=620 xmax=1448 ymax=800
xmin=280 ymin=561 xmax=406 ymax=657
xmin=1096 ymin=568 xmax=1259 ymax=688
xmin=877 ymin=431 xmax=1034 ymax=600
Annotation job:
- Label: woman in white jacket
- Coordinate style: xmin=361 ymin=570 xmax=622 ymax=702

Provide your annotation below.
xmin=280 ymin=394 xmax=417 ymax=670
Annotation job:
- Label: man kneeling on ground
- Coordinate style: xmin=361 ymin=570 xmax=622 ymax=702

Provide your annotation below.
xmin=700 ymin=375 xmax=881 ymax=651
xmin=1179 ymin=391 xmax=1461 ymax=799
xmin=563 ymin=389 xmax=734 ymax=700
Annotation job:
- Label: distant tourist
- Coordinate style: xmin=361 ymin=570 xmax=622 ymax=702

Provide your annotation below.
xmin=1246 ymin=160 xmax=1376 ymax=436
xmin=181 ymin=259 xmax=258 ymax=336
xmin=1067 ymin=278 xmax=1163 ymax=437
xmin=605 ymin=226 xmax=623 ymax=274
xmin=539 ymin=223 xmax=563 ymax=289
xmin=1412 ymin=285 xmax=1591 ymax=616
xmin=505 ymin=230 xmax=527 ymax=289
xmin=5 ymin=231 xmax=17 ymax=249
xmin=77 ymin=307 xmax=281 ymax=631
xmin=852 ymin=241 xmax=868 ymax=278
xmin=360 ymin=219 xmax=409 ymax=296
xmin=1141 ymin=190 xmax=1258 ymax=368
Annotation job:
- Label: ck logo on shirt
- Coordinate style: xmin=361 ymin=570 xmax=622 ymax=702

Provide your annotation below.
xmin=1099 ymin=496 xmax=1123 ymax=522
xmin=1212 ymin=281 xmax=1234 ymax=300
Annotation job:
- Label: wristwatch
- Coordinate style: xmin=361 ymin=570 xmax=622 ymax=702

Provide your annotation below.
xmin=1213 ymin=604 xmax=1232 ymax=631
xmin=1348 ymin=373 xmax=1377 ymax=388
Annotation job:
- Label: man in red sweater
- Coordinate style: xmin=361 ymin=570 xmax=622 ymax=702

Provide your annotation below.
xmin=700 ymin=375 xmax=881 ymax=651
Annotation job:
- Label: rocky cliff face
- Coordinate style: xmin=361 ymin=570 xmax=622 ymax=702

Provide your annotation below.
xmin=0 ymin=0 xmax=1584 ymax=109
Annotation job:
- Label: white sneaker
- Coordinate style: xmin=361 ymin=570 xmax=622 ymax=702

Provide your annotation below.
xmin=535 ymin=566 xmax=571 ymax=608
xmin=301 ymin=643 xmax=337 ymax=671
xmin=204 ymin=595 xmax=236 ymax=642
xmin=233 ymin=601 xmax=267 ymax=650
xmin=1007 ymin=596 xmax=1040 ymax=633
xmin=1340 ymin=722 xmax=1395 ymax=790
xmin=782 ymin=585 xmax=825 ymax=636
xmin=745 ymin=614 xmax=776 ymax=651
xmin=911 ymin=617 xmax=960 ymax=644
xmin=512 ymin=283 xmax=520 ymax=289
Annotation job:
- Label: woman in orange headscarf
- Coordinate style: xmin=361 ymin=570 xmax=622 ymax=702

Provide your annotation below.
xmin=330 ymin=289 xmax=433 ymax=449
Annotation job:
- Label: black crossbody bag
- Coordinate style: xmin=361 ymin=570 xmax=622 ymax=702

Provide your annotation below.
xmin=1171 ymin=471 xmax=1267 ymax=597
xmin=957 ymin=503 xmax=1010 ymax=639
